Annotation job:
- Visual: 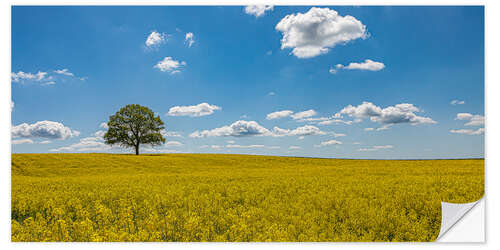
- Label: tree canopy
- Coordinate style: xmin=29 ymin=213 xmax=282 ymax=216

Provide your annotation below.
xmin=104 ymin=104 xmax=165 ymax=155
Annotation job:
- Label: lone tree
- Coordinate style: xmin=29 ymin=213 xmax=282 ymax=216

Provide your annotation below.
xmin=104 ymin=104 xmax=165 ymax=155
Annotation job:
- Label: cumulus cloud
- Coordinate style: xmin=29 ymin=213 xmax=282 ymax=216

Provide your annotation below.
xmin=275 ymin=7 xmax=367 ymax=58
xmin=339 ymin=102 xmax=436 ymax=126
xmin=154 ymin=57 xmax=186 ymax=74
xmin=99 ymin=122 xmax=109 ymax=129
xmin=50 ymin=136 xmax=110 ymax=152
xmin=334 ymin=59 xmax=385 ymax=72
xmin=161 ymin=130 xmax=183 ymax=137
xmin=145 ymin=31 xmax=166 ymax=47
xmin=266 ymin=110 xmax=294 ymax=120
xmin=291 ymin=109 xmax=317 ymax=120
xmin=94 ymin=130 xmax=106 ymax=139
xmin=317 ymin=119 xmax=353 ymax=125
xmin=329 ymin=68 xmax=338 ymax=74
xmin=244 ymin=5 xmax=274 ymax=17
xmin=185 ymin=32 xmax=195 ymax=47
xmin=450 ymin=128 xmax=484 ymax=135
xmin=141 ymin=148 xmax=182 ymax=153
xmin=11 ymin=71 xmax=48 ymax=83
xmin=190 ymin=120 xmax=273 ymax=138
xmin=358 ymin=145 xmax=393 ymax=151
xmin=165 ymin=141 xmax=183 ymax=147
xmin=54 ymin=69 xmax=74 ymax=76
xmin=331 ymin=132 xmax=346 ymax=137
xmin=12 ymin=121 xmax=79 ymax=140
xmin=12 ymin=139 xmax=34 ymax=145
xmin=200 ymin=145 xmax=223 ymax=150
xmin=226 ymin=144 xmax=265 ymax=149
xmin=316 ymin=140 xmax=342 ymax=147
xmin=451 ymin=100 xmax=465 ymax=105
xmin=226 ymin=144 xmax=279 ymax=149
xmin=273 ymin=125 xmax=326 ymax=137
xmin=40 ymin=140 xmax=52 ymax=144
xmin=456 ymin=113 xmax=484 ymax=126
xmin=12 ymin=69 xmax=84 ymax=85
xmin=167 ymin=103 xmax=221 ymax=117
xmin=190 ymin=121 xmax=329 ymax=139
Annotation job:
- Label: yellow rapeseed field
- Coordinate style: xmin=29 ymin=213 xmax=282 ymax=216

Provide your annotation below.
xmin=11 ymin=153 xmax=484 ymax=242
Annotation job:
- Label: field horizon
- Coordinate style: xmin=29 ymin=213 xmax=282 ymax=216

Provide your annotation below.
xmin=10 ymin=152 xmax=486 ymax=161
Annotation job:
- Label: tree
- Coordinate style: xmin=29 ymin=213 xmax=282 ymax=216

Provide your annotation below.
xmin=104 ymin=104 xmax=165 ymax=155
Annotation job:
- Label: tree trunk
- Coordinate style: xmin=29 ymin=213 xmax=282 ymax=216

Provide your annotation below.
xmin=135 ymin=145 xmax=139 ymax=155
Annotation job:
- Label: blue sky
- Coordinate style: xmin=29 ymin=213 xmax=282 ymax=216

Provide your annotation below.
xmin=11 ymin=6 xmax=484 ymax=159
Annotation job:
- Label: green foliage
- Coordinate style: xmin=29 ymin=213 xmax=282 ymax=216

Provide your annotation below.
xmin=104 ymin=104 xmax=165 ymax=155
xmin=11 ymin=154 xmax=484 ymax=242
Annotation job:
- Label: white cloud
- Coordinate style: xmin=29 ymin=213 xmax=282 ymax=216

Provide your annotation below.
xmin=11 ymin=71 xmax=48 ymax=83
xmin=291 ymin=109 xmax=317 ymax=120
xmin=451 ymin=100 xmax=465 ymax=105
xmin=167 ymin=103 xmax=221 ymax=117
xmin=273 ymin=125 xmax=326 ymax=137
xmin=244 ymin=5 xmax=274 ymax=17
xmin=335 ymin=59 xmax=385 ymax=72
xmin=316 ymin=140 xmax=343 ymax=147
xmin=331 ymin=132 xmax=346 ymax=137
xmin=376 ymin=125 xmax=392 ymax=131
xmin=12 ymin=139 xmax=34 ymax=145
xmin=161 ymin=130 xmax=183 ymax=137
xmin=50 ymin=136 xmax=110 ymax=152
xmin=200 ymin=145 xmax=223 ymax=150
xmin=275 ymin=7 xmax=367 ymax=58
xmin=54 ymin=69 xmax=74 ymax=76
xmin=190 ymin=121 xmax=328 ymax=139
xmin=190 ymin=120 xmax=273 ymax=138
xmin=266 ymin=110 xmax=294 ymax=120
xmin=318 ymin=119 xmax=353 ymax=125
xmin=39 ymin=140 xmax=52 ymax=144
xmin=99 ymin=122 xmax=109 ymax=129
xmin=141 ymin=148 xmax=182 ymax=153
xmin=340 ymin=102 xmax=436 ymax=126
xmin=329 ymin=68 xmax=338 ymax=74
xmin=185 ymin=32 xmax=195 ymax=47
xmin=154 ymin=57 xmax=186 ymax=74
xmin=226 ymin=144 xmax=265 ymax=149
xmin=268 ymin=92 xmax=276 ymax=96
xmin=455 ymin=113 xmax=484 ymax=126
xmin=226 ymin=140 xmax=236 ymax=144
xmin=364 ymin=128 xmax=374 ymax=131
xmin=294 ymin=117 xmax=329 ymax=123
xmin=165 ymin=141 xmax=183 ymax=147
xmin=289 ymin=146 xmax=301 ymax=150
xmin=12 ymin=121 xmax=79 ymax=140
xmin=456 ymin=113 xmax=473 ymax=120
xmin=450 ymin=128 xmax=484 ymax=135
xmin=226 ymin=144 xmax=279 ymax=149
xmin=145 ymin=31 xmax=166 ymax=47
xmin=359 ymin=145 xmax=393 ymax=151
xmin=94 ymin=130 xmax=106 ymax=139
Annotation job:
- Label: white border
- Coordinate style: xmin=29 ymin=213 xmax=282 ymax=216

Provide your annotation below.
xmin=3 ymin=1 xmax=497 ymax=249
